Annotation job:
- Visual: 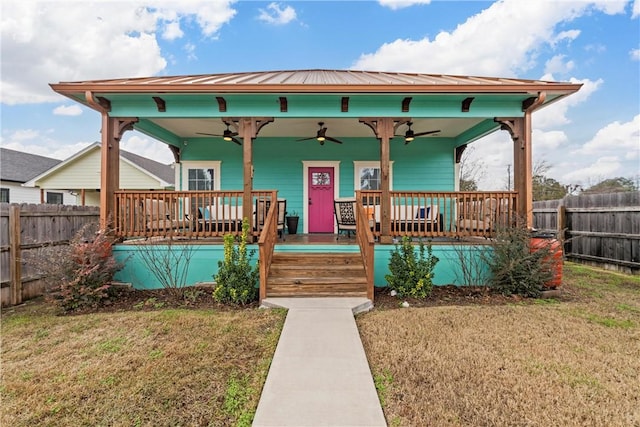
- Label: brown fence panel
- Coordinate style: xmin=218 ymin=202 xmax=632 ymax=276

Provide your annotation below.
xmin=533 ymin=191 xmax=640 ymax=273
xmin=0 ymin=203 xmax=100 ymax=306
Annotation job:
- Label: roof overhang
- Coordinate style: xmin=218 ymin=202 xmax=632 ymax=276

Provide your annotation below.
xmin=50 ymin=70 xmax=582 ymax=146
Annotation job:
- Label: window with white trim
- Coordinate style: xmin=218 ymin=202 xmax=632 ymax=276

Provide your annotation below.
xmin=353 ymin=161 xmax=393 ymax=192
xmin=180 ymin=161 xmax=221 ymax=191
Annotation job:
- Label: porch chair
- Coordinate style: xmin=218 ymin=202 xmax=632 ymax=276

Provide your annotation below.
xmin=141 ymin=198 xmax=189 ymax=234
xmin=334 ymin=198 xmax=357 ymax=239
xmin=458 ymin=197 xmax=498 ymax=233
xmin=255 ymin=198 xmax=287 ymax=240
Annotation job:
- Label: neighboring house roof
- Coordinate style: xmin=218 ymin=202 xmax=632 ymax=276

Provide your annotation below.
xmin=24 ymin=142 xmax=174 ymax=188
xmin=119 ymin=149 xmax=174 ymax=184
xmin=0 ymin=148 xmax=61 ymax=183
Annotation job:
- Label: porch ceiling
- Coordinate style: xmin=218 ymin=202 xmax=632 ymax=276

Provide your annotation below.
xmin=148 ymin=117 xmax=484 ymax=139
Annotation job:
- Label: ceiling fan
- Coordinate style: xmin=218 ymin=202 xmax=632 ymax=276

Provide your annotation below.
xmin=296 ymin=122 xmax=343 ymax=145
xmin=396 ymin=122 xmax=440 ymax=144
xmin=196 ymin=123 xmax=241 ymax=146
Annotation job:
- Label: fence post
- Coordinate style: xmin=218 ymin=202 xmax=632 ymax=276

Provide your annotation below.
xmin=9 ymin=205 xmax=22 ymax=305
xmin=557 ymin=202 xmax=566 ymax=242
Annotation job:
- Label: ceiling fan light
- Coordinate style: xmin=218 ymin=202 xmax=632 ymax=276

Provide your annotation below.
xmin=317 ymin=136 xmax=326 ymax=142
xmin=405 ymin=136 xmax=414 ymax=142
xmin=223 ymin=136 xmax=232 ymax=142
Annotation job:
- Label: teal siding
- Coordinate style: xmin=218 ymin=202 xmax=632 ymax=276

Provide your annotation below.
xmin=180 ymin=136 xmax=457 ymax=231
xmin=114 ymin=242 xmax=490 ymax=290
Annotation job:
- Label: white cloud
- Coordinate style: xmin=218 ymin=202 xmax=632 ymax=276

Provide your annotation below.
xmin=631 ymin=48 xmax=640 ymax=61
xmin=121 ymin=134 xmax=175 ymax=165
xmin=353 ymin=0 xmax=628 ymax=76
xmin=0 ymin=1 xmax=237 ymax=105
xmin=532 ymin=129 xmax=569 ymax=152
xmin=577 ymin=114 xmax=640 ymax=157
xmin=258 ymin=3 xmax=297 ymax=25
xmin=378 ymin=0 xmax=431 ymax=10
xmin=162 ymin=21 xmax=184 ymax=40
xmin=7 ymin=128 xmax=40 ymax=142
xmin=184 ymin=43 xmax=197 ymax=61
xmin=633 ymin=0 xmax=640 ymax=18
xmin=53 ymin=105 xmax=83 ymax=116
xmin=561 ymin=156 xmax=623 ymax=184
xmin=534 ymin=76 xmax=602 ymax=130
xmin=1 ymin=139 xmax=92 ymax=160
xmin=544 ymin=55 xmax=575 ymax=75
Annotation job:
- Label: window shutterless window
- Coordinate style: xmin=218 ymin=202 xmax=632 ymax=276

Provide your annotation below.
xmin=46 ymin=192 xmax=63 ymax=204
xmin=0 ymin=188 xmax=9 ymax=203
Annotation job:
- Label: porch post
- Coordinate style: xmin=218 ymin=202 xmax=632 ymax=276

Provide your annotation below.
xmin=378 ymin=118 xmax=394 ymax=244
xmin=496 ymin=93 xmax=545 ymax=228
xmin=234 ymin=117 xmax=274 ymax=230
xmin=240 ymin=118 xmax=254 ymax=228
xmin=359 ymin=117 xmax=397 ymax=244
xmin=99 ymin=115 xmax=137 ymax=230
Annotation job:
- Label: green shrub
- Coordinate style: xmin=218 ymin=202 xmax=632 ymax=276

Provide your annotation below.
xmin=213 ymin=218 xmax=259 ymax=305
xmin=485 ymin=221 xmax=553 ymax=298
xmin=385 ymin=237 xmax=439 ymax=298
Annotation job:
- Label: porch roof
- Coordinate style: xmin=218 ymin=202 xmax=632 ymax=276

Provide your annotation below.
xmin=50 ymin=69 xmax=582 ymax=148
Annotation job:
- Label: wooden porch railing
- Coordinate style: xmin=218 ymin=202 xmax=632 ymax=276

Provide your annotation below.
xmin=114 ymin=190 xmax=278 ymax=239
xmin=355 ymin=200 xmax=375 ymax=300
xmin=357 ymin=190 xmax=519 ymax=239
xmin=258 ymin=200 xmax=278 ymax=301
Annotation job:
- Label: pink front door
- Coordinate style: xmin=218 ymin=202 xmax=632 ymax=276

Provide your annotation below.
xmin=308 ymin=167 xmax=335 ymax=233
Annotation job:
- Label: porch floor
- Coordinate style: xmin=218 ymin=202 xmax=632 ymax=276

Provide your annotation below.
xmin=119 ymin=233 xmax=476 ymax=245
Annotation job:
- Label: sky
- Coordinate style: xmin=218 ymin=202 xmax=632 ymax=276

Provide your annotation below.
xmin=1 ymin=0 xmax=639 ymax=190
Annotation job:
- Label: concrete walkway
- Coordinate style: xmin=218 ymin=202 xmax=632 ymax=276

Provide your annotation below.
xmin=253 ymin=298 xmax=386 ymax=427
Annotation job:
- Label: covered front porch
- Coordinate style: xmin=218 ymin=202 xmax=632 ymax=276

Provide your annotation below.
xmin=50 ymin=70 xmax=581 ymax=302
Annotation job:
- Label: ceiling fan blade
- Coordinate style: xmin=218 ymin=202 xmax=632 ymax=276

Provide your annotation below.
xmin=296 ymin=136 xmax=316 ymax=141
xmin=413 ymin=130 xmax=441 ymax=137
xmin=231 ymin=137 xmax=242 ymax=146
xmin=196 ymin=132 xmax=223 ymax=137
xmin=325 ymin=136 xmax=343 ymax=144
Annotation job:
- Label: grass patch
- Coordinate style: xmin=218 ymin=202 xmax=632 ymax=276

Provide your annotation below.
xmin=1 ymin=304 xmax=285 ymax=427
xmin=358 ymin=262 xmax=640 ymax=426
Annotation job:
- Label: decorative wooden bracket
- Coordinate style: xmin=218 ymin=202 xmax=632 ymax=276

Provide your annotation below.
xmin=461 ymin=97 xmax=474 ymax=112
xmin=112 ymin=118 xmax=138 ymax=142
xmin=360 ymin=117 xmax=410 ymax=139
xmin=455 ymin=144 xmax=468 ymax=163
xmin=226 ymin=117 xmax=274 ymax=139
xmin=152 ymin=96 xmax=166 ymax=112
xmin=341 ymin=97 xmax=349 ymax=113
xmin=493 ymin=117 xmax=524 ymax=149
xmin=216 ymin=96 xmax=227 ymax=112
xmin=279 ymin=97 xmax=288 ymax=112
xmin=168 ymin=145 xmax=181 ymax=163
xmin=85 ymin=91 xmax=111 ymax=112
xmin=401 ymin=97 xmax=412 ymax=113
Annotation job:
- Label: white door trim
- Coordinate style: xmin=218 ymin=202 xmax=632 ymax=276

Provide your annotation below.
xmin=302 ymin=161 xmax=340 ymax=234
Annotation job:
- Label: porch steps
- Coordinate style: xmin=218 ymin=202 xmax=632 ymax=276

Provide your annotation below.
xmin=267 ymin=252 xmax=367 ymax=297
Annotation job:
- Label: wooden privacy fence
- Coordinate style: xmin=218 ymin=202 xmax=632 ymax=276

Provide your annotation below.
xmin=533 ymin=191 xmax=640 ymax=273
xmin=0 ymin=203 xmax=100 ymax=306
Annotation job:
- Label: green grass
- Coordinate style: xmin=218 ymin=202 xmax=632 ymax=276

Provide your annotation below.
xmin=1 ymin=303 xmax=285 ymax=427
xmin=358 ymin=262 xmax=640 ymax=426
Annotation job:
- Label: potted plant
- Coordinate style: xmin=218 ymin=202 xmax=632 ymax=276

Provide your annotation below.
xmin=286 ymin=210 xmax=299 ymax=234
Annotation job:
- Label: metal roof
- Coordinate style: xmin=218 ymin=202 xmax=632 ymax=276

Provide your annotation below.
xmin=51 ymin=69 xmax=581 ymax=95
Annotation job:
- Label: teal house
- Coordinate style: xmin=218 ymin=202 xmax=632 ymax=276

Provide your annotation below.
xmin=50 ymin=70 xmax=581 ymax=301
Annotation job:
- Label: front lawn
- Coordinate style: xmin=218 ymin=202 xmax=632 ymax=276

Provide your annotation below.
xmin=358 ymin=262 xmax=640 ymax=426
xmin=1 ymin=304 xmax=285 ymax=426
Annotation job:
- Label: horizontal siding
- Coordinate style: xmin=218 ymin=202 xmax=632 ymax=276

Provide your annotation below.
xmin=181 ymin=136 xmax=457 ymax=230
xmin=0 ymin=182 xmax=76 ymax=205
xmin=36 ymin=149 xmax=165 ymax=190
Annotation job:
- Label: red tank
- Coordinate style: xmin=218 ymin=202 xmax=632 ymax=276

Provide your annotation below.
xmin=530 ymin=233 xmax=563 ymax=289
